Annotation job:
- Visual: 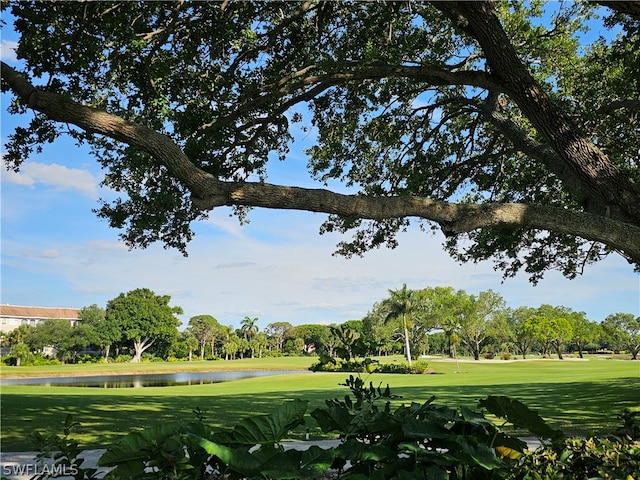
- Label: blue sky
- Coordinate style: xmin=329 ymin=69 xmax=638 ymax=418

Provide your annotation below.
xmin=1 ymin=20 xmax=638 ymax=331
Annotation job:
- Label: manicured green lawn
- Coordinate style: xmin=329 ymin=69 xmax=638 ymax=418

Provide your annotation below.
xmin=1 ymin=356 xmax=638 ymax=451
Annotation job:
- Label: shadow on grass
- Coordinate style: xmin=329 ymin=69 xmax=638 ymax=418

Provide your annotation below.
xmin=391 ymin=376 xmax=640 ymax=436
xmin=2 ymin=375 xmax=638 ymax=451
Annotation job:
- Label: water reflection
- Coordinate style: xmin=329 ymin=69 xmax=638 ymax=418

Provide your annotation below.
xmin=0 ymin=370 xmax=306 ymax=388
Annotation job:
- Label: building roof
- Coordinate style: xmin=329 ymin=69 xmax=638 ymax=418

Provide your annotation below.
xmin=0 ymin=305 xmax=79 ymax=320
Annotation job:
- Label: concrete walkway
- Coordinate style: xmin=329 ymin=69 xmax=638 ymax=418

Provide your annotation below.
xmin=1 ymin=438 xmax=542 ymax=480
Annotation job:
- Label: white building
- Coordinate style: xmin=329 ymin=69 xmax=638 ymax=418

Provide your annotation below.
xmin=0 ymin=304 xmax=79 ymax=334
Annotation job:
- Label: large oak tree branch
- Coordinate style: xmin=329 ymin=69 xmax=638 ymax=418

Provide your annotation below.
xmin=433 ymin=1 xmax=640 ymax=223
xmin=2 ymin=61 xmax=639 ymax=263
xmin=191 ymin=181 xmax=640 ymax=263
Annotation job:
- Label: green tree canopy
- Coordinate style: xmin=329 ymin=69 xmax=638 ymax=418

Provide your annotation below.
xmin=24 ymin=319 xmax=73 ymax=355
xmin=78 ymin=304 xmax=106 ymax=325
xmin=2 ymin=1 xmax=639 ymax=281
xmin=79 ymin=303 xmax=119 ymax=362
xmin=525 ymin=305 xmax=575 ymax=359
xmin=458 ymin=290 xmax=507 ymax=361
xmin=506 ymin=306 xmax=537 ymax=359
xmin=188 ymin=314 xmax=221 ymax=360
xmin=602 ymin=313 xmax=640 ymax=360
xmin=266 ymin=322 xmax=294 ymax=352
xmin=105 ymin=288 xmax=182 ymax=362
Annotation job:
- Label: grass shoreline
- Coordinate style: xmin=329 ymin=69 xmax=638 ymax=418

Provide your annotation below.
xmin=0 ymin=356 xmax=318 ymax=379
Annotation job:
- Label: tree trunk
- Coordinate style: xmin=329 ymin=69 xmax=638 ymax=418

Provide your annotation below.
xmin=131 ymin=338 xmax=154 ymax=362
xmin=447 ymin=332 xmax=457 ymax=359
xmin=402 ymin=315 xmax=412 ymax=367
xmin=434 ymin=2 xmax=640 ymax=225
xmin=104 ymin=344 xmax=111 ymax=363
xmin=200 ymin=342 xmax=206 ymax=361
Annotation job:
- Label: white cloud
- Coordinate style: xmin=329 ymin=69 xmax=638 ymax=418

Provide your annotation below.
xmin=0 ymin=39 xmax=18 ymax=63
xmin=1 ymin=161 xmax=100 ymax=198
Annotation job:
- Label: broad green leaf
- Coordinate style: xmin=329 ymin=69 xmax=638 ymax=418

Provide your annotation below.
xmin=336 ymin=439 xmax=396 ymax=462
xmin=191 ymin=435 xmax=263 ymax=475
xmin=311 ymin=404 xmax=355 ymax=434
xmin=221 ymin=399 xmax=308 ymax=445
xmin=260 ymin=446 xmax=335 ymax=479
xmin=99 ymin=423 xmax=180 ymax=466
xmin=479 ymin=396 xmax=565 ymax=441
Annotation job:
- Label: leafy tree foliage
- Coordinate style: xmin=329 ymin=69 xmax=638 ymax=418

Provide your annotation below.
xmin=188 ymin=314 xmax=222 ymax=360
xmin=9 ymin=342 xmax=32 ymax=366
xmin=6 ymin=324 xmax=33 ymax=346
xmin=458 ymin=290 xmax=506 ymax=360
xmin=602 ymin=313 xmax=640 ymax=359
xmin=105 ymin=288 xmax=182 ymax=362
xmin=524 ymin=305 xmax=575 ymax=359
xmin=506 ymin=307 xmax=537 ymax=359
xmin=24 ymin=319 xmax=74 ymax=360
xmin=291 ymin=324 xmax=334 ymax=355
xmin=424 ymin=286 xmax=472 ymax=359
xmin=2 ymin=1 xmax=640 ymax=281
xmin=79 ymin=304 xmax=119 ymax=362
xmin=266 ymin=322 xmax=294 ymax=352
xmin=569 ymin=311 xmax=600 ymax=358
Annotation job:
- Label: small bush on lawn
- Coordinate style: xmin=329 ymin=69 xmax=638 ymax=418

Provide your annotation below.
xmin=310 ymin=356 xmax=430 ymax=374
xmin=409 ymin=359 xmax=431 ymax=373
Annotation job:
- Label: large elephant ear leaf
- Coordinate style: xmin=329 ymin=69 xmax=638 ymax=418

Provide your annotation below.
xmin=479 ymin=396 xmax=564 ymax=442
xmin=225 ymin=399 xmax=308 ymax=445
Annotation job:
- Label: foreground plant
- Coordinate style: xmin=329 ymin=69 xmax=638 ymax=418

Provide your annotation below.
xmin=30 ymin=378 xmax=639 ymax=479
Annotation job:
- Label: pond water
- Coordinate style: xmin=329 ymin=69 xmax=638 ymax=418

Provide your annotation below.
xmin=0 ymin=370 xmax=307 ymax=388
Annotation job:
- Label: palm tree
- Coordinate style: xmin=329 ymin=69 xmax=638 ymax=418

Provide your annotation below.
xmin=382 ymin=284 xmax=418 ymax=366
xmin=240 ymin=316 xmax=259 ymax=341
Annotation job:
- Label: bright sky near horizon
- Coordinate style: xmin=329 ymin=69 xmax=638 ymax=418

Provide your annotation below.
xmin=1 ymin=16 xmax=638 ymax=331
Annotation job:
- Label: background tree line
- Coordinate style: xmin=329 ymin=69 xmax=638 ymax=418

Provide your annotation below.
xmin=2 ymin=286 xmax=638 ymax=366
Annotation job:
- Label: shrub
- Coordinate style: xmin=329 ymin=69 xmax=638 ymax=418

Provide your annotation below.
xmin=28 ymin=354 xmax=61 ymax=366
xmin=76 ymin=354 xmax=100 ymax=364
xmin=500 ymin=351 xmax=513 ymax=360
xmin=311 ymin=357 xmax=430 ymax=374
xmin=515 ymin=436 xmax=640 ymax=480
xmin=409 ymin=359 xmax=430 ymax=374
